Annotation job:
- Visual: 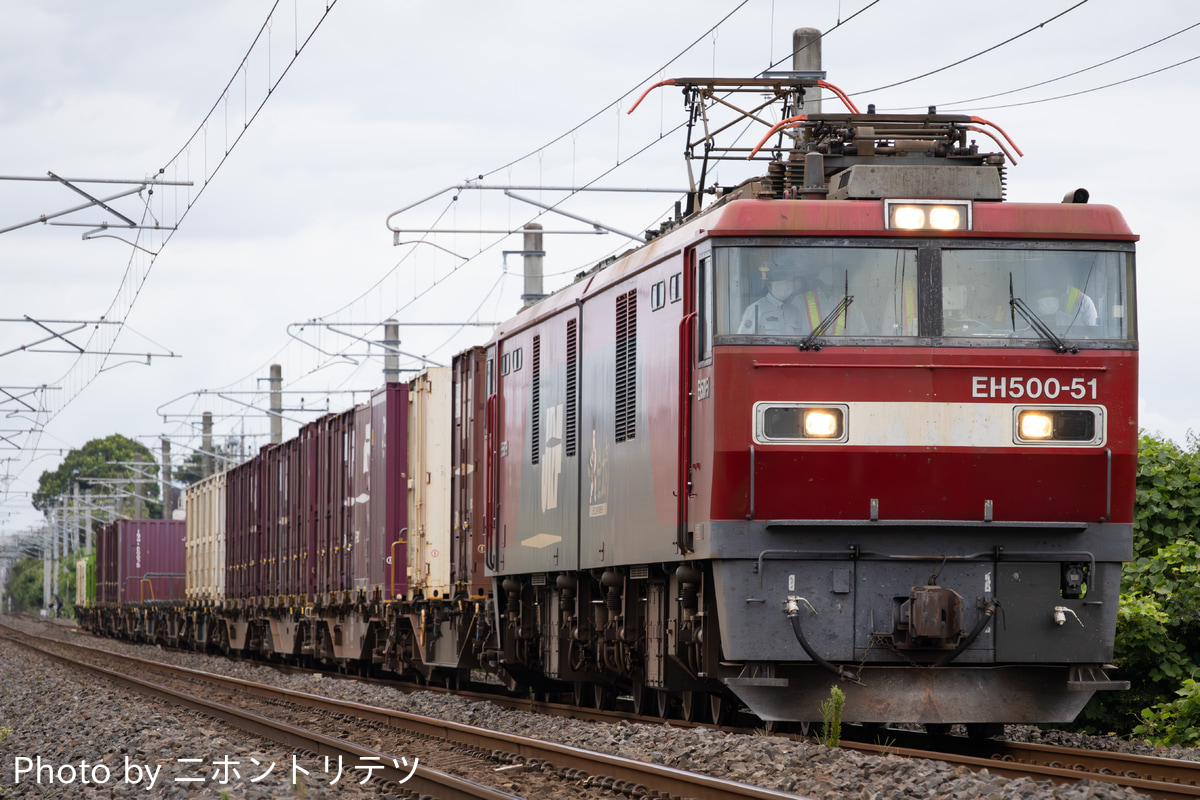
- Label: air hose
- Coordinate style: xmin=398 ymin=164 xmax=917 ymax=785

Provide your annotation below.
xmin=788 ymin=612 xmax=861 ymax=684
xmin=933 ymin=600 xmax=999 ymax=668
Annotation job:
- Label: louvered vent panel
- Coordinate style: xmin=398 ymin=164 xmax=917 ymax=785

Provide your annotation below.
xmin=565 ymin=318 xmax=578 ymax=458
xmin=615 ymin=290 xmax=637 ymax=443
xmin=531 ymin=335 xmax=541 ymax=465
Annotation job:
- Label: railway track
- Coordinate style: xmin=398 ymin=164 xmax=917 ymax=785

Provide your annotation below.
xmin=7 ymin=617 xmax=1199 ymax=800
xmin=1 ymin=620 xmax=810 ymax=800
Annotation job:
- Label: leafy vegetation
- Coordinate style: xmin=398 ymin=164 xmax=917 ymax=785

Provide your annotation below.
xmin=32 ymin=433 xmax=161 ymax=518
xmin=819 ymin=685 xmax=845 ymax=747
xmin=1 ymin=555 xmax=78 ymax=616
xmin=1077 ymin=432 xmax=1200 ymax=742
xmin=2 ymin=556 xmax=44 ymax=612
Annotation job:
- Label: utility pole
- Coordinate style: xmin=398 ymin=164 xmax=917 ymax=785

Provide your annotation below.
xmin=384 ymin=320 xmax=400 ymax=384
xmin=73 ymin=480 xmax=82 ymax=554
xmin=161 ymin=437 xmax=173 ymax=517
xmin=202 ymin=412 xmax=214 ymax=479
xmin=85 ymin=490 xmax=93 ymax=555
xmin=42 ymin=518 xmax=51 ymax=611
xmin=270 ymin=364 xmax=282 ymax=445
xmin=133 ymin=454 xmax=145 ymax=519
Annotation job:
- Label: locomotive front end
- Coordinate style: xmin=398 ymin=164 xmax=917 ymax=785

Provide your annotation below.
xmin=685 ymin=113 xmax=1137 ymax=726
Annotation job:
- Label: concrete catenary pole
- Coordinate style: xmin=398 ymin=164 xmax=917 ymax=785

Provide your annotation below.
xmin=73 ymin=480 xmax=82 ymax=553
xmin=270 ymin=364 xmax=283 ymax=445
xmin=133 ymin=454 xmax=145 ymax=519
xmin=85 ymin=491 xmax=93 ymax=556
xmin=161 ymin=437 xmax=173 ymax=517
xmin=521 ymin=223 xmax=546 ymax=309
xmin=384 ymin=319 xmax=400 ymax=384
xmin=202 ymin=412 xmax=214 ymax=479
xmin=793 ymin=28 xmax=822 ymax=114
xmin=43 ymin=519 xmax=51 ymax=611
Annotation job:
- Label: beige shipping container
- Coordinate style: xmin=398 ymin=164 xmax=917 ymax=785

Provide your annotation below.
xmin=185 ymin=471 xmax=226 ymax=603
xmin=408 ymin=367 xmax=452 ymax=599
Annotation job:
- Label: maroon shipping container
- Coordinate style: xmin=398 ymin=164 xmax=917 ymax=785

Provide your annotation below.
xmin=368 ymin=382 xmax=408 ymax=599
xmin=313 ymin=408 xmax=354 ymax=598
xmin=94 ymin=519 xmax=185 ymax=605
xmin=225 ymin=452 xmax=264 ymax=601
xmin=96 ymin=519 xmax=119 ymax=605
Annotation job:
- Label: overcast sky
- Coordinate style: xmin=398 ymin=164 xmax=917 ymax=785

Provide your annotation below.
xmin=2 ymin=0 xmax=1198 ymax=536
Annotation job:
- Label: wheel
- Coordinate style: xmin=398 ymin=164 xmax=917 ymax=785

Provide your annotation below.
xmin=710 ymin=693 xmax=733 ymax=726
xmin=631 ymin=680 xmax=652 ymax=716
xmin=680 ymin=691 xmax=701 ymax=723
xmin=593 ymin=683 xmax=616 ymax=711
xmin=655 ymin=689 xmax=672 ymax=719
xmin=572 ymin=681 xmax=589 ymax=708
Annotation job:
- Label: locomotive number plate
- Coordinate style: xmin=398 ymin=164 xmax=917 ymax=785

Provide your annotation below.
xmin=972 ymin=376 xmax=1098 ymax=401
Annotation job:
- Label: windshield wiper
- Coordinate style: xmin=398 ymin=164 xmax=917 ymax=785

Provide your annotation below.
xmin=1009 ymin=297 xmax=1077 ymax=354
xmin=799 ymin=295 xmax=854 ymax=351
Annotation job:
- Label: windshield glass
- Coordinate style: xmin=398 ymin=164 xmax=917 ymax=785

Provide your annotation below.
xmin=942 ymin=249 xmax=1131 ymax=340
xmin=716 ymin=246 xmax=919 ymax=337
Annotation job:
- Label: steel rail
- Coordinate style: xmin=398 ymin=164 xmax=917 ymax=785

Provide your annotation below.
xmin=7 ymin=624 xmax=815 ymax=800
xmin=17 ymin=620 xmax=1200 ymax=800
xmin=0 ymin=629 xmax=520 ymax=800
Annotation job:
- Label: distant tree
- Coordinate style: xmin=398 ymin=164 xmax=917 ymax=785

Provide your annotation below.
xmin=32 ymin=433 xmax=161 ymax=519
xmin=2 ymin=556 xmax=44 ymax=612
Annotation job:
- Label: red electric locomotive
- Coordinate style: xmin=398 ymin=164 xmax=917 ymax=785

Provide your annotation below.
xmin=81 ymin=74 xmax=1136 ymax=734
xmin=483 ymin=76 xmax=1135 ymax=728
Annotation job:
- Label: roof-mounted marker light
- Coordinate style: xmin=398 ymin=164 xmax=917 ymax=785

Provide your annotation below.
xmin=885 ymin=200 xmax=971 ymax=231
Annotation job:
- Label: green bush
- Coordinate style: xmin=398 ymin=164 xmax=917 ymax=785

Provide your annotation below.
xmin=1134 ymin=679 xmax=1200 ymax=746
xmin=1078 ymin=432 xmax=1200 ymax=736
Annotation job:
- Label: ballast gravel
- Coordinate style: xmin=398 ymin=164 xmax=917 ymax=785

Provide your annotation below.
xmin=0 ymin=621 xmax=390 ymax=799
xmin=4 ymin=614 xmax=1195 ymax=800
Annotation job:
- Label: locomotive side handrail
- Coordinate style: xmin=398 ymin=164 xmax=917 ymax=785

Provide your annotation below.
xmin=677 ymin=311 xmax=698 ymax=555
xmin=484 ymin=392 xmax=499 ymax=572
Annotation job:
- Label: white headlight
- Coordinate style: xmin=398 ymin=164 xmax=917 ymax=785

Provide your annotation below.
xmin=891 ymin=206 xmax=926 ymax=230
xmin=1019 ymin=411 xmax=1053 ymax=439
xmin=885 ymin=199 xmax=972 ymax=231
xmin=929 ymin=206 xmax=962 ymax=230
xmin=804 ymin=409 xmax=841 ymax=437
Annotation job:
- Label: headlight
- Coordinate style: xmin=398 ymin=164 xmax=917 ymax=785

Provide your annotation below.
xmin=891 ymin=206 xmax=925 ymax=230
xmin=1014 ymin=407 xmax=1103 ymax=445
xmin=803 ymin=409 xmax=841 ymax=438
xmin=885 ymin=199 xmax=972 ymax=231
xmin=755 ymin=403 xmax=848 ymax=444
xmin=928 ymin=206 xmax=963 ymax=230
xmin=1018 ymin=411 xmax=1053 ymax=440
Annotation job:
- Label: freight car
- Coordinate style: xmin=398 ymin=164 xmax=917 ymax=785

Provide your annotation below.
xmin=79 ymin=518 xmax=185 ymax=641
xmin=79 ymin=73 xmax=1136 ymax=733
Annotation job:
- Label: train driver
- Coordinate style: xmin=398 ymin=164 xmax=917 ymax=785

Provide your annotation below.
xmin=738 ymin=272 xmax=806 ymax=334
xmin=1033 ymin=285 xmax=1099 ymax=329
xmin=791 ymin=266 xmax=866 ymax=335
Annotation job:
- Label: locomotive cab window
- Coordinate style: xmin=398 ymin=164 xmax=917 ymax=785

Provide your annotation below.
xmin=941 ymin=248 xmax=1134 ymax=341
xmin=710 ymin=240 xmax=1135 ymax=347
xmin=716 ymin=244 xmax=919 ymax=339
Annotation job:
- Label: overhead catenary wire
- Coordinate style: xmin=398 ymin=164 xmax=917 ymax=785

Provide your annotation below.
xmin=188 ymin=0 xmax=897 ymax=424
xmin=886 ymin=20 xmax=1200 ymax=111
xmin=942 ymin=51 xmax=1200 ymax=112
xmin=4 ymin=2 xmax=342 ymax=516
xmin=850 ymin=0 xmax=1092 ymax=96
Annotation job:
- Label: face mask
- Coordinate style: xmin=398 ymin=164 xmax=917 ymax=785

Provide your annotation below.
xmin=1037 ymin=296 xmax=1060 ymax=315
xmin=768 ymin=280 xmax=794 ymax=301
